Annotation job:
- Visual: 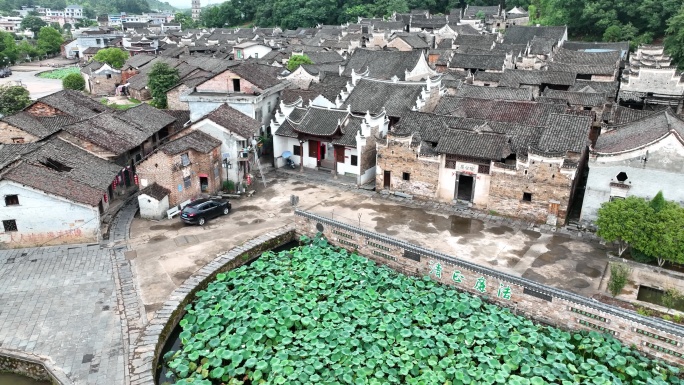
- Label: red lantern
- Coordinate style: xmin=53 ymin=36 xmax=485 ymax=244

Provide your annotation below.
xmin=134 ymin=175 xmax=139 ymax=185
xmin=103 ymin=193 xmax=108 ymax=203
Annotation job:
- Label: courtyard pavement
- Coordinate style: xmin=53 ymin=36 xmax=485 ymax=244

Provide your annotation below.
xmin=0 ymin=244 xmax=126 ymax=385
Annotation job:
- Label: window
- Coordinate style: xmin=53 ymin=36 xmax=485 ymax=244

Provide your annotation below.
xmin=106 ymin=74 xmax=112 ymax=79
xmin=254 ymin=53 xmax=259 ymax=58
xmin=236 ymin=49 xmax=243 ymax=59
xmin=180 ymin=153 xmax=190 ymax=167
xmin=402 ymin=172 xmax=410 ymax=181
xmin=293 ymin=145 xmax=301 ymax=157
xmin=232 ymin=78 xmax=241 ymax=91
xmin=616 ymin=172 xmax=628 ymax=182
xmin=11 ymin=137 xmax=24 ymax=143
xmin=96 ymin=38 xmax=101 ymax=44
xmin=183 ymin=176 xmax=191 ymax=188
xmin=351 ymin=155 xmax=358 ymax=166
xmin=5 ymin=195 xmax=18 ymax=206
xmin=2 ymin=219 xmax=17 ymax=232
xmin=522 ymin=192 xmax=532 ymax=202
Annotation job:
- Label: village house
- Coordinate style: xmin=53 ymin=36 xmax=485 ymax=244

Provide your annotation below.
xmin=272 ymin=104 xmax=388 ymax=185
xmin=81 ymin=61 xmax=123 ymax=96
xmin=619 ymin=45 xmax=684 ymax=112
xmin=0 ymin=138 xmax=120 ymax=248
xmin=136 ymin=130 xmax=222 ymax=207
xmin=581 ymin=109 xmax=684 ymax=222
xmin=137 ymin=183 xmax=171 ymax=220
xmin=233 ymin=41 xmax=273 ymax=60
xmin=181 ymin=62 xmax=288 ymax=133
xmin=178 ymin=104 xmax=261 ymax=185
xmin=547 ymin=48 xmax=621 ymax=82
xmin=341 ymin=49 xmax=436 ymax=81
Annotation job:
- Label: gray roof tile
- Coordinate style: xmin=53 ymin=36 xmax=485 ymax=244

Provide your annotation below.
xmin=160 ymin=130 xmax=221 ymax=155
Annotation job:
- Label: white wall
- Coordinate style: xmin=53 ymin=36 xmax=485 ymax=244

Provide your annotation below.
xmin=191 ymin=119 xmax=246 ymax=183
xmin=0 ymin=181 xmax=100 ymax=247
xmin=138 ymin=194 xmax=169 ymax=220
xmin=244 ymin=45 xmax=272 ymax=59
xmin=436 ymin=157 xmax=490 ymax=205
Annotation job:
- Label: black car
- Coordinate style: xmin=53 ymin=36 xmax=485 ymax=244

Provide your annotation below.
xmin=180 ymin=198 xmax=231 ymax=225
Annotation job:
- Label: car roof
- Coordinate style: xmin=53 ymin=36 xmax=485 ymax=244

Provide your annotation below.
xmin=187 ymin=199 xmax=211 ymax=207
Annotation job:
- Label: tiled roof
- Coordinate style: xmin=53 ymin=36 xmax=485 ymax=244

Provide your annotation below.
xmin=449 ymin=53 xmax=505 ymax=70
xmin=536 ymin=113 xmax=591 ymax=153
xmin=455 ymin=84 xmax=533 ymax=101
xmin=333 ymin=116 xmax=361 ymax=147
xmin=608 ymin=105 xmax=665 ymax=125
xmin=372 ymin=21 xmax=406 ymax=31
xmin=454 ymin=34 xmax=496 ymax=48
xmin=595 ymin=110 xmax=684 ymax=154
xmin=435 ymin=128 xmax=510 ymax=160
xmin=392 ymin=34 xmax=430 ymax=49
xmin=290 ymin=106 xmax=349 ymax=136
xmin=498 ymin=69 xmax=576 ymax=87
xmin=434 ymin=96 xmax=568 ymax=126
xmin=304 ymin=51 xmax=345 ymax=64
xmin=503 ymin=25 xmax=566 ymax=45
xmin=342 ymin=49 xmax=423 ymax=80
xmin=342 ymin=78 xmax=424 ymax=117
xmin=562 ymin=41 xmax=629 ymax=57
xmin=541 ymin=89 xmax=606 ymax=107
xmin=0 ymin=143 xmax=41 ymax=170
xmin=204 ymin=104 xmax=261 ymax=139
xmin=437 ymin=38 xmax=453 ymax=49
xmin=528 ymin=36 xmax=555 ymax=55
xmin=2 ymin=162 xmax=105 ymax=206
xmin=463 ymin=5 xmax=500 ymax=18
xmin=230 ymin=63 xmax=282 ymax=89
xmin=274 ymin=119 xmax=298 ymax=139
xmin=0 ymin=113 xmax=79 ymax=139
xmin=546 ymin=62 xmax=615 ymax=76
xmin=37 ymin=89 xmax=110 ymax=118
xmin=124 ymin=53 xmax=156 ymax=68
xmin=160 ymin=130 xmax=221 ymax=155
xmin=473 ymin=71 xmax=502 ymax=82
xmin=567 ymin=80 xmax=618 ymax=97
xmin=164 ymin=110 xmax=191 ymax=133
xmin=397 ymin=111 xmax=485 ymax=142
xmin=552 ymin=48 xmax=620 ymax=66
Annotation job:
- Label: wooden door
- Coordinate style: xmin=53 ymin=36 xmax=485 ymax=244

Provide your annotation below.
xmin=384 ymin=171 xmax=391 ymax=189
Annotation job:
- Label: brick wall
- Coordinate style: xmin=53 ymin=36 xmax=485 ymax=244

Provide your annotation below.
xmin=376 ymin=135 xmax=440 ymax=197
xmin=196 ymin=69 xmax=260 ymax=94
xmin=294 ymin=210 xmax=684 ymax=367
xmin=0 ymin=123 xmax=39 ymax=144
xmin=488 ymin=156 xmax=577 ymax=224
xmin=136 ymin=147 xmax=222 ymax=207
xmin=359 ymin=127 xmax=377 ymax=175
xmin=167 ymin=85 xmax=190 ymax=110
xmin=25 ymin=102 xmax=65 ymax=117
xmin=90 ymin=73 xmax=122 ymax=96
xmin=121 ymin=68 xmax=138 ymax=84
xmin=386 ymin=38 xmax=412 ymax=51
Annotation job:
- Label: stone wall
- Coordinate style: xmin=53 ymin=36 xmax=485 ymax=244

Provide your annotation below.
xmin=0 ymin=350 xmax=69 ymax=384
xmin=196 ymin=69 xmax=260 ymax=94
xmin=358 ymin=127 xmax=378 ymax=178
xmin=294 ymin=210 xmax=684 ymax=367
xmin=166 ymin=85 xmax=190 ymax=111
xmin=489 ymin=154 xmax=579 ymax=224
xmin=135 ymin=148 xmax=221 ymax=207
xmin=376 ymin=135 xmax=439 ymax=197
xmin=129 ymin=227 xmax=296 ymax=385
xmin=89 ymin=73 xmax=121 ymax=96
xmin=0 ymin=122 xmax=39 ymax=144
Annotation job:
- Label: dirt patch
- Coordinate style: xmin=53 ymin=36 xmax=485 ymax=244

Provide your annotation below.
xmin=575 ymin=261 xmax=602 ymax=278
xmin=488 ymin=225 xmax=513 ymax=235
xmin=172 ymin=270 xmax=194 ymax=285
xmin=149 ymin=221 xmax=185 ymax=231
xmin=522 ymin=269 xmax=548 ymax=284
xmin=292 ymin=185 xmax=315 ymax=191
xmin=149 ymin=234 xmax=167 ymax=243
xmin=235 ymin=221 xmax=248 ymax=226
xmin=449 ymin=216 xmax=484 ymax=235
xmin=531 ymin=252 xmax=568 ymax=267
xmin=232 ymin=205 xmax=263 ymax=213
xmin=521 ymin=229 xmax=542 ymax=239
xmin=567 ymin=278 xmax=590 ymax=289
xmin=280 ymin=208 xmax=292 ymax=213
xmin=251 ymin=219 xmax=265 ymax=224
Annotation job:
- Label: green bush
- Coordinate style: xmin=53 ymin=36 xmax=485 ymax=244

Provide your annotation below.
xmin=631 ymin=248 xmax=657 ymax=264
xmin=607 ymin=262 xmax=631 ymax=297
xmin=62 ymin=73 xmax=85 ymax=91
xmin=222 ymin=180 xmax=235 ymax=192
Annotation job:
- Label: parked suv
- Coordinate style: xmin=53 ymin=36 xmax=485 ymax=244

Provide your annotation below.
xmin=180 ymin=198 xmax=231 ymax=225
xmin=0 ymin=68 xmax=9 ymax=78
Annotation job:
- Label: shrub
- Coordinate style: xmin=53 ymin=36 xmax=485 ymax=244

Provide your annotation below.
xmin=662 ymin=287 xmax=683 ymax=314
xmin=222 ymin=180 xmax=235 ymax=192
xmin=631 ymin=248 xmax=657 ymax=264
xmin=62 ymin=73 xmax=85 ymax=91
xmin=607 ymin=262 xmax=631 ymax=297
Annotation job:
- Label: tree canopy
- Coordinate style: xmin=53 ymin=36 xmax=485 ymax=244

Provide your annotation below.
xmin=36 ymin=26 xmax=64 ymax=55
xmin=665 ymin=5 xmax=684 ymax=69
xmin=0 ymin=31 xmax=19 ymax=65
xmin=0 ymin=85 xmax=31 ymax=116
xmin=62 ymin=73 xmax=85 ymax=91
xmin=93 ymin=47 xmax=129 ymax=69
xmin=20 ymin=15 xmax=47 ymax=36
xmin=596 ymin=192 xmax=684 ymax=267
xmin=286 ymin=54 xmax=314 ymax=71
xmin=148 ymin=62 xmax=179 ymax=109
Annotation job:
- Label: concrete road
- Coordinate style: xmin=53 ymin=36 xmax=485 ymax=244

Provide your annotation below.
xmin=128 ymin=176 xmax=609 ymax=321
xmin=1 ymin=67 xmax=63 ymax=99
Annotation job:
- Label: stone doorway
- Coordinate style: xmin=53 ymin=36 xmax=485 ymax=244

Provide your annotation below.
xmin=455 ymin=174 xmax=474 ymax=201
xmin=384 ymin=171 xmax=391 ymax=189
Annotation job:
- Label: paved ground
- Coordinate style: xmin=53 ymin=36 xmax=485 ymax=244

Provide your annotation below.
xmin=129 ymin=171 xmax=610 ymax=321
xmin=0 ymin=245 xmax=126 ymax=385
xmin=2 ymin=63 xmax=70 ymax=99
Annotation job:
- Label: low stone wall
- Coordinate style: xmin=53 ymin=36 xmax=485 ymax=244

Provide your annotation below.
xmin=294 ymin=210 xmax=684 ymax=367
xmin=129 ymin=227 xmax=295 ymax=385
xmin=0 ymin=350 xmax=70 ymax=384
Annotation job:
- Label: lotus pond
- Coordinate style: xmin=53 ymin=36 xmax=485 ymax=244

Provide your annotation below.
xmin=162 ymin=237 xmax=682 ymax=385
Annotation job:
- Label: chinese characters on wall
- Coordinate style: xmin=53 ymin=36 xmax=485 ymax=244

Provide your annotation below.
xmin=429 ymin=260 xmax=512 ymax=300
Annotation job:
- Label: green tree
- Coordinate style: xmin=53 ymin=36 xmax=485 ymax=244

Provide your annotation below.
xmin=93 ymin=47 xmax=128 ymax=68
xmin=475 ymin=10 xmax=485 ymax=21
xmin=0 ymin=85 xmax=31 ymax=116
xmin=602 ymin=25 xmax=622 ymax=42
xmin=662 ymin=287 xmax=683 ymax=314
xmin=607 ymin=262 xmax=631 ymax=298
xmin=0 ymin=31 xmax=19 ymax=64
xmin=62 ymin=73 xmax=85 ymax=91
xmin=173 ymin=11 xmax=197 ymax=29
xmin=631 ymin=192 xmax=684 ymax=267
xmin=286 ymin=54 xmax=314 ymax=71
xmin=20 ymin=15 xmax=47 ymax=36
xmin=148 ymin=62 xmax=179 ymax=109
xmin=596 ymin=196 xmax=650 ymax=257
xmin=75 ymin=19 xmax=99 ymax=29
xmin=36 ymin=26 xmax=63 ymax=55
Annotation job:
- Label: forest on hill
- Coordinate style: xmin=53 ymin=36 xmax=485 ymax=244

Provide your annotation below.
xmin=198 ymin=0 xmax=682 ymax=46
